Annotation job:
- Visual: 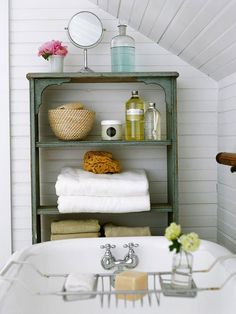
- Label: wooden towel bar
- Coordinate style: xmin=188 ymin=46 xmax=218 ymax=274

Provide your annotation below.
xmin=216 ymin=152 xmax=236 ymax=172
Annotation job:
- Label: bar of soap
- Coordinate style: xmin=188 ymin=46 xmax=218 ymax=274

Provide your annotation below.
xmin=115 ymin=271 xmax=148 ymax=300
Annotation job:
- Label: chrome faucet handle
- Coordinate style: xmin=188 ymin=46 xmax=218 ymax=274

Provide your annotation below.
xmin=123 ymin=242 xmax=139 ymax=249
xmin=123 ymin=243 xmax=139 ymax=257
xmin=100 ymin=244 xmax=116 ymax=251
xmin=100 ymin=244 xmax=116 ymax=257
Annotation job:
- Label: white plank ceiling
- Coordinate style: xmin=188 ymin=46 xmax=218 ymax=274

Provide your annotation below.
xmin=92 ymin=0 xmax=236 ymax=81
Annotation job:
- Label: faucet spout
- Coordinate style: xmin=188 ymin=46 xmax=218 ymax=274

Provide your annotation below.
xmin=101 ymin=256 xmax=115 ymax=270
xmin=123 ymin=254 xmax=139 ymax=268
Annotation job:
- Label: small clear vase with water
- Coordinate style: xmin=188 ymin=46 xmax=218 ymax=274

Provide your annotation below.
xmin=111 ymin=24 xmax=135 ymax=72
xmin=171 ymin=249 xmax=193 ymax=289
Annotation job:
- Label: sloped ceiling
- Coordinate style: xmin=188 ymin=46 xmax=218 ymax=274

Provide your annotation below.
xmin=91 ymin=0 xmax=236 ymax=81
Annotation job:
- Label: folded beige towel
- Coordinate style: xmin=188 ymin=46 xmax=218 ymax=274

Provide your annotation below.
xmin=51 ymin=219 xmax=100 ymax=234
xmin=104 ymin=224 xmax=151 ymax=237
xmin=50 ymin=232 xmax=100 ymax=241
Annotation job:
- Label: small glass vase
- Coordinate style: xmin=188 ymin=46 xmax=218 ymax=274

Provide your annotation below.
xmin=171 ymin=249 xmax=193 ymax=289
xmin=49 ymin=55 xmax=64 ymax=72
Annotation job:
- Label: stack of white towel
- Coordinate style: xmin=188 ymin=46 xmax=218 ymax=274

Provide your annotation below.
xmin=55 ymin=167 xmax=150 ymax=213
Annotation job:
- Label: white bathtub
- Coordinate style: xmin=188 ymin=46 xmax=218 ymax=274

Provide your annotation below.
xmin=0 ymin=236 xmax=236 ymax=314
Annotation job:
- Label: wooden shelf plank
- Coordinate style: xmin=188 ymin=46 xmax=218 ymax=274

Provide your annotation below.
xmin=36 ymin=139 xmax=172 ymax=148
xmin=37 ymin=204 xmax=173 ymax=215
xmin=27 ymin=72 xmax=179 ymax=82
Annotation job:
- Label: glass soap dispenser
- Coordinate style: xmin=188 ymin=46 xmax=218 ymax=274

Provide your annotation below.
xmin=111 ymin=24 xmax=135 ymax=72
xmin=144 ymin=102 xmax=161 ymax=140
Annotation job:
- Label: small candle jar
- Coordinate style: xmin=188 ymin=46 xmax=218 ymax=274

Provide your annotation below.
xmin=101 ymin=120 xmax=122 ymax=140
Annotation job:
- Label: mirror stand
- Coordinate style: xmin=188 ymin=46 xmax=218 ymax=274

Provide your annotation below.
xmin=80 ymin=48 xmax=93 ymax=73
xmin=66 ymin=11 xmax=104 ymax=73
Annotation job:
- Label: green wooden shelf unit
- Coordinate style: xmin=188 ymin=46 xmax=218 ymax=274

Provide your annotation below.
xmin=27 ymin=72 xmax=179 ymax=244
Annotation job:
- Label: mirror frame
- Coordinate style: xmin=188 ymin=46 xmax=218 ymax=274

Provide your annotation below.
xmin=67 ymin=11 xmax=104 ymax=49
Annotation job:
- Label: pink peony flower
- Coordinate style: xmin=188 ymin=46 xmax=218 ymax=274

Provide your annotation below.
xmin=38 ymin=40 xmax=68 ymax=60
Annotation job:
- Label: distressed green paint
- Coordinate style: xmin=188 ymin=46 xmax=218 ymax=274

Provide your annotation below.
xmin=27 ymin=72 xmax=179 ymax=243
xmin=34 ymin=78 xmax=71 ymax=113
xmin=26 ymin=72 xmax=179 ymax=80
xmin=29 ymin=79 xmax=40 ymax=243
xmin=36 ymin=139 xmax=172 ymax=148
xmin=167 ymin=78 xmax=178 ymax=224
xmin=136 ymin=77 xmax=174 ymax=113
xmin=37 ymin=204 xmax=173 ymax=215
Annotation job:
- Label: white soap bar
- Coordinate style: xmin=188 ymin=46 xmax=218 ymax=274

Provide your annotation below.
xmin=115 ymin=271 xmax=148 ymax=300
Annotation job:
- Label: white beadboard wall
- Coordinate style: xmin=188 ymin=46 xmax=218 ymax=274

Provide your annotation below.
xmin=10 ymin=0 xmax=218 ymax=251
xmin=218 ymin=73 xmax=236 ymax=253
xmin=95 ymin=0 xmax=236 ymax=81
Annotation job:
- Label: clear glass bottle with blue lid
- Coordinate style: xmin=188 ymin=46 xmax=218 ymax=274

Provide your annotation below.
xmin=111 ymin=24 xmax=135 ymax=72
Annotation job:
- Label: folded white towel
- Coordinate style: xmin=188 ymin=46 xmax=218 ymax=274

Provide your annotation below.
xmin=57 ymin=194 xmax=150 ymax=213
xmin=64 ymin=273 xmax=96 ymax=292
xmin=55 ymin=167 xmax=149 ymax=197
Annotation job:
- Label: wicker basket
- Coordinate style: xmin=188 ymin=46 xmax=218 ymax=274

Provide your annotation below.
xmin=48 ymin=108 xmax=95 ymax=140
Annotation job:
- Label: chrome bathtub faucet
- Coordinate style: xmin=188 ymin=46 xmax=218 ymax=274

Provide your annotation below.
xmin=100 ymin=242 xmax=139 ymax=270
xmin=100 ymin=244 xmax=116 ymax=270
xmin=122 ymin=242 xmax=139 ymax=268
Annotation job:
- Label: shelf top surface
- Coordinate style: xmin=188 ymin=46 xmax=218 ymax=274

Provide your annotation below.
xmin=26 ymin=71 xmax=179 ymax=81
xmin=37 ymin=138 xmax=172 ymax=147
xmin=37 ymin=204 xmax=172 ymax=215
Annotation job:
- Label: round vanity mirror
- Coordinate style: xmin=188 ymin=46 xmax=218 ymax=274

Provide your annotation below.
xmin=66 ymin=11 xmax=104 ymax=72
